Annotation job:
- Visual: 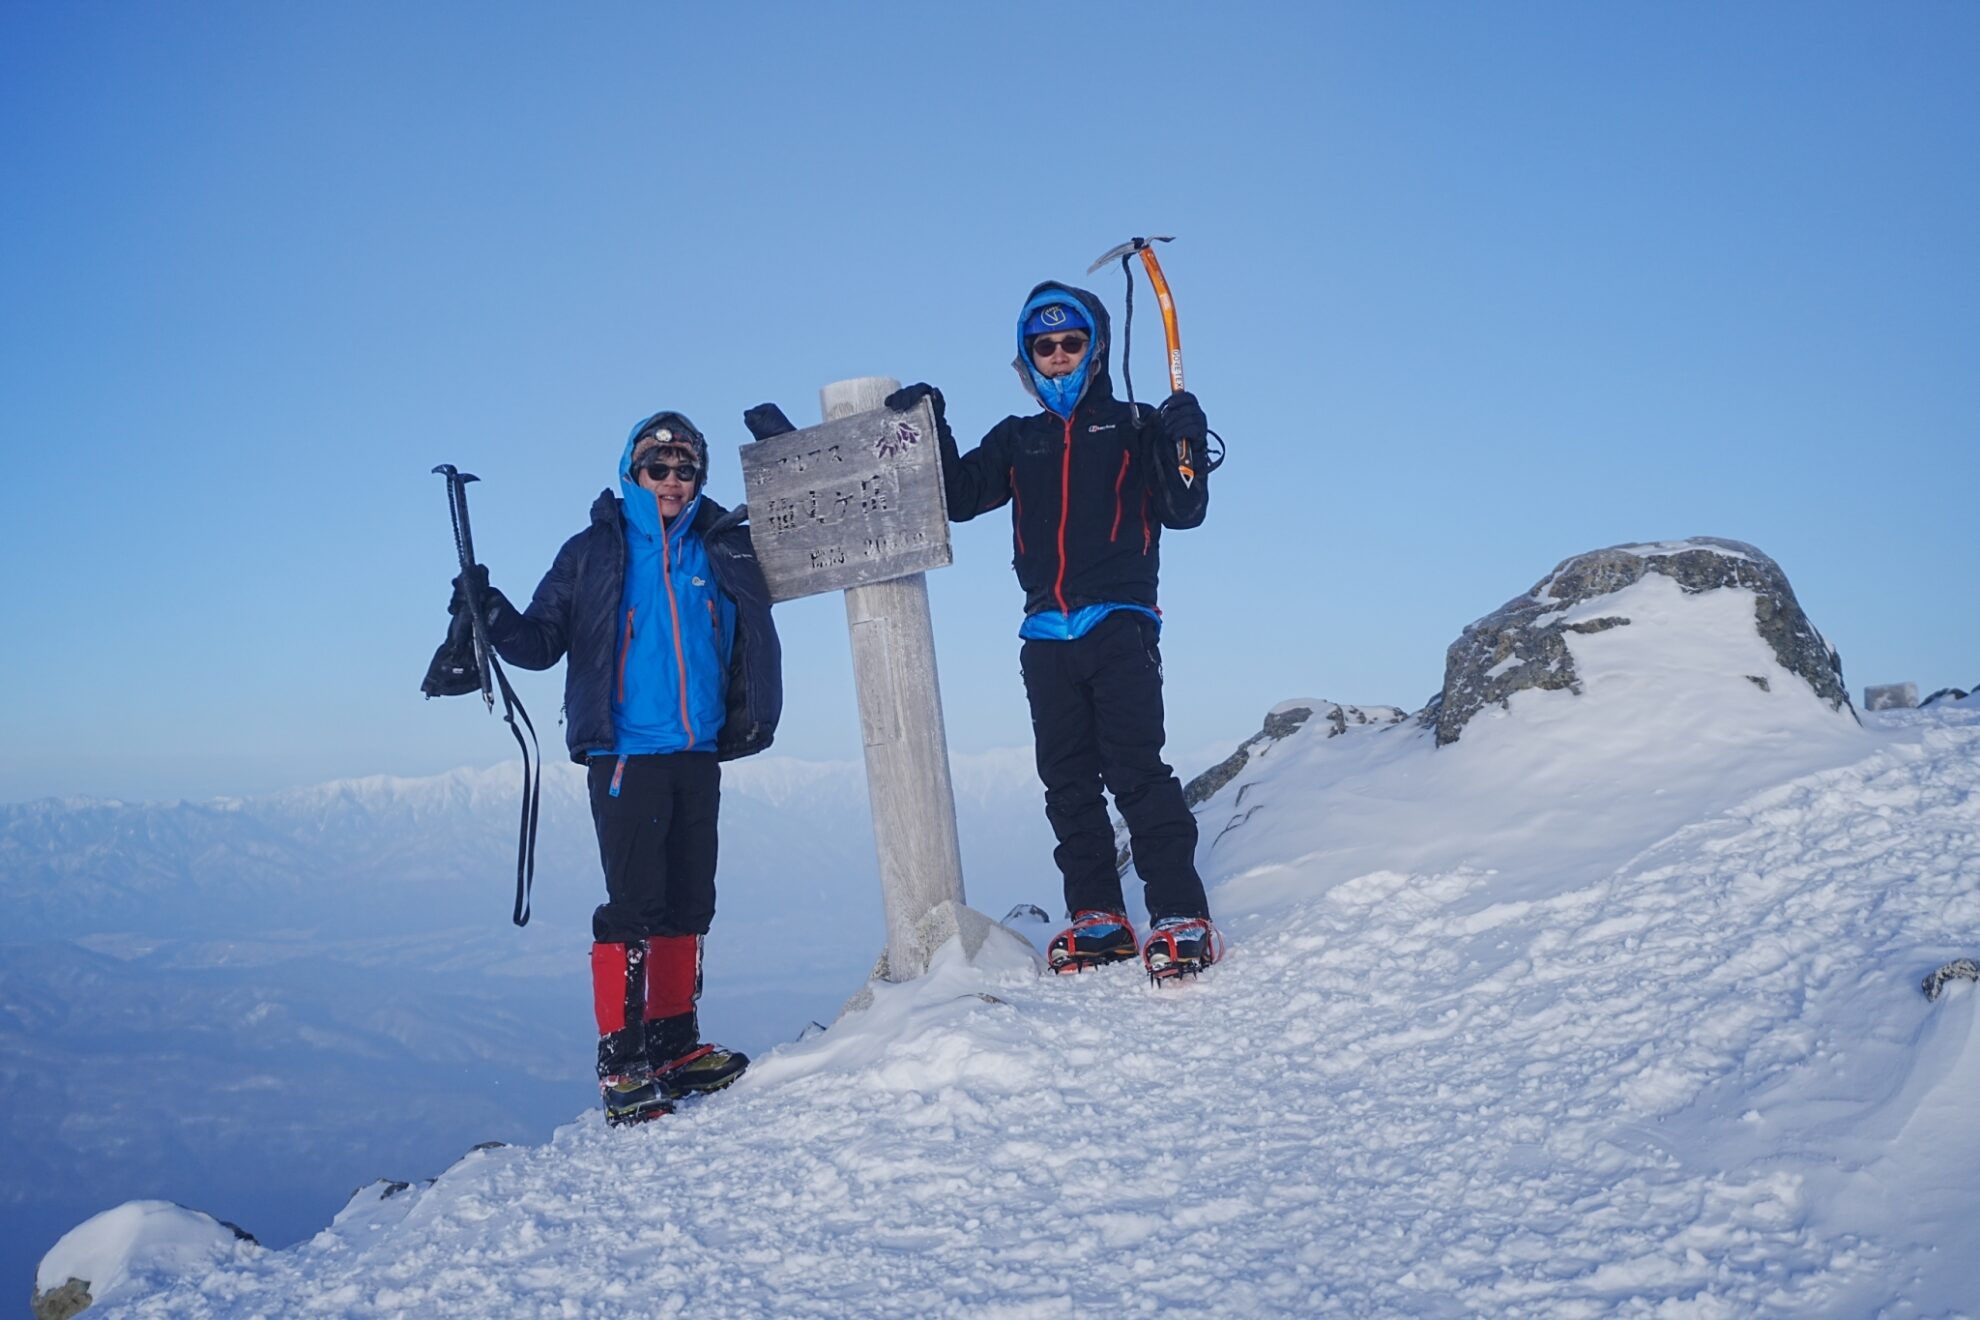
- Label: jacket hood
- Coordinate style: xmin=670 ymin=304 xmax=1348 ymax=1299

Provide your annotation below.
xmin=1013 ymin=282 xmax=1114 ymax=416
xmin=618 ymin=410 xmax=707 ymax=543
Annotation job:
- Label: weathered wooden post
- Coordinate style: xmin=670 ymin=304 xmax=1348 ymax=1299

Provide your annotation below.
xmin=740 ymin=378 xmax=1031 ymax=986
xmin=820 ymin=376 xmax=966 ymax=981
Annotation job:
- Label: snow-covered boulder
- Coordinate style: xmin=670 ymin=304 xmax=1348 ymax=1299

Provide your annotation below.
xmin=34 ymin=1201 xmax=256 ymax=1319
xmin=1426 ymin=537 xmax=1854 ymax=746
xmin=1920 ymin=685 xmax=1971 ymax=707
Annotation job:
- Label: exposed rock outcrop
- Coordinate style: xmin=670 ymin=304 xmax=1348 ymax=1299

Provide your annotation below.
xmin=1182 ymin=701 xmax=1406 ymax=810
xmin=1114 ymin=701 xmax=1406 ymax=875
xmin=1426 ymin=538 xmax=1853 ymax=746
xmin=31 ymin=1278 xmax=91 ymax=1320
xmin=1922 ymin=958 xmax=1979 ymax=1002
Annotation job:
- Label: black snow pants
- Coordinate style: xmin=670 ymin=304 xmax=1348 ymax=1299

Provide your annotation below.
xmin=586 ymin=752 xmax=720 ymax=1077
xmin=587 ymin=751 xmax=721 ymax=944
xmin=1019 ymin=611 xmax=1209 ymax=924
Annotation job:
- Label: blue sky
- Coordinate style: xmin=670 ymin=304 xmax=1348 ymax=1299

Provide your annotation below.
xmin=3 ymin=2 xmax=1974 ymax=803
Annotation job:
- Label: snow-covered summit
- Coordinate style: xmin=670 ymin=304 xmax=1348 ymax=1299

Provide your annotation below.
xmin=1431 ymin=537 xmax=1853 ymax=747
xmin=58 ymin=687 xmax=1980 ymax=1315
xmin=30 ymin=538 xmax=1979 ymax=1316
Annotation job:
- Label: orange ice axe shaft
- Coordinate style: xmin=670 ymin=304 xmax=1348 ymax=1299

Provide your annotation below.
xmin=1088 ymin=235 xmax=1183 ymax=392
xmin=1088 ymin=235 xmax=1194 ymax=480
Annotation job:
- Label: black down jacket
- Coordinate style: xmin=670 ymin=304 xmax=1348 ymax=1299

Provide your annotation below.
xmin=940 ymin=281 xmax=1209 ymax=618
xmin=485 ymin=492 xmax=782 ymax=764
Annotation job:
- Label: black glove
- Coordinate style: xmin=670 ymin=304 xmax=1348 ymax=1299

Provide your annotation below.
xmin=884 ymin=383 xmax=953 ymax=447
xmin=743 ymin=403 xmax=797 ymax=441
xmin=1157 ymin=390 xmax=1208 ymax=472
xmin=884 ymin=382 xmax=944 ymax=419
xmin=1157 ymin=390 xmax=1206 ymax=446
xmin=449 ymin=563 xmax=518 ymax=633
xmin=448 ymin=563 xmax=490 ymax=617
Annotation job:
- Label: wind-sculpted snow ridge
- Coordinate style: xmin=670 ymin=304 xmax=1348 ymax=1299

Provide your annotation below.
xmin=97 ymin=704 xmax=1980 ymax=1317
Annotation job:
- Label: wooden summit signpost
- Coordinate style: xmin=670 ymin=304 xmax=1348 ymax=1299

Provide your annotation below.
xmin=741 ymin=377 xmax=1023 ymax=986
xmin=742 ymin=387 xmax=952 ymax=599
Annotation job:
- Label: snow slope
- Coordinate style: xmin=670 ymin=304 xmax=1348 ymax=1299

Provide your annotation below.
xmin=2 ymin=750 xmax=1063 ymax=1304
xmin=64 ymin=579 xmax=1980 ymax=1317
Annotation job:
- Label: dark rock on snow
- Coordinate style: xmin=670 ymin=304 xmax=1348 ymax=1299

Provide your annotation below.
xmin=1115 ymin=701 xmax=1407 ymax=876
xmin=31 ymin=1278 xmax=92 ymax=1320
xmin=1427 ymin=538 xmax=1853 ymax=747
xmin=1922 ymin=958 xmax=1980 ymax=1002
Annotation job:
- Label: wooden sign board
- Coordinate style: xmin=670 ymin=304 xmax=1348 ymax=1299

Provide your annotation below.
xmin=738 ymin=398 xmax=952 ymax=604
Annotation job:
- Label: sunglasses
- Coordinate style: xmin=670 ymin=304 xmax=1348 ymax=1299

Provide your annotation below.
xmin=1030 ymin=333 xmax=1088 ymax=359
xmin=636 ymin=460 xmax=700 ymax=484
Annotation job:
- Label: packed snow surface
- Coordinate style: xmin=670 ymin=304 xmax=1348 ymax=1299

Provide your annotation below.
xmin=68 ymin=583 xmax=1980 ymax=1316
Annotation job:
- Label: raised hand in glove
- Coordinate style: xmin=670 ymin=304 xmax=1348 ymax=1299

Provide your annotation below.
xmin=1158 ymin=390 xmax=1208 ymax=473
xmin=883 ymin=382 xmax=955 ymax=448
xmin=743 ymin=403 xmax=797 ymax=441
xmin=1158 ymin=390 xmax=1206 ymax=444
xmin=884 ymin=382 xmax=944 ymax=417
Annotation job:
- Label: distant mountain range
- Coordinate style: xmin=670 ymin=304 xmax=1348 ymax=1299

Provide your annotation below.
xmin=0 ymin=749 xmax=1067 ymax=944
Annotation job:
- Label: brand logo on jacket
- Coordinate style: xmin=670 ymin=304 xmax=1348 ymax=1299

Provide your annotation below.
xmin=1087 ymin=424 xmax=1116 ymax=433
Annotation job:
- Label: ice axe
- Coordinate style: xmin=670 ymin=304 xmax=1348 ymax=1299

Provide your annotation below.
xmin=422 ymin=463 xmax=542 ymax=928
xmin=1087 ymin=235 xmax=1222 ymax=482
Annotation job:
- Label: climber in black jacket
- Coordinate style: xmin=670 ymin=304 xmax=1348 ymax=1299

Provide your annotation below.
xmin=887 ymin=280 xmax=1222 ymax=981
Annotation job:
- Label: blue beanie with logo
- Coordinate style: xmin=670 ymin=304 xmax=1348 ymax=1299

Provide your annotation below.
xmin=1021 ymin=302 xmax=1090 ymax=338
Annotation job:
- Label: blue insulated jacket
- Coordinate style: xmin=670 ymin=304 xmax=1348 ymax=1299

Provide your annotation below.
xmin=483 ymin=434 xmax=782 ymax=764
xmin=612 ymin=430 xmax=734 ymax=755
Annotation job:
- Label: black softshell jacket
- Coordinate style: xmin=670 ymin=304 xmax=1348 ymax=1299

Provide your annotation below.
xmin=940 ymin=282 xmax=1209 ymax=618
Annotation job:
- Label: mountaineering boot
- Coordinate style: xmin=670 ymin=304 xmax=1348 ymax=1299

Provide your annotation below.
xmin=1047 ymin=910 xmax=1138 ymax=973
xmin=600 ymin=1067 xmax=673 ymax=1127
xmin=1142 ymin=916 xmax=1223 ymax=984
xmin=592 ymin=940 xmax=671 ymax=1123
xmin=643 ymin=933 xmax=749 ymax=1096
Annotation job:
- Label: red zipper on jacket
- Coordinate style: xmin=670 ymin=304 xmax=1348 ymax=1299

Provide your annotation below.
xmin=1109 ymin=449 xmax=1130 ymax=543
xmin=1052 ymin=414 xmax=1074 ymax=614
xmin=1009 ymin=470 xmax=1025 ymax=554
xmin=617 ymin=608 xmax=635 ymax=704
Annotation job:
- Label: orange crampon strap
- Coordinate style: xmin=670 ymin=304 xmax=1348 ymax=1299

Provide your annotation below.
xmin=657 ymin=1044 xmax=716 ymax=1074
xmin=1049 ymin=911 xmax=1139 ymax=972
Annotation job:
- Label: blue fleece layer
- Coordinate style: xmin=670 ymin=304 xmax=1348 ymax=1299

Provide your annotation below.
xmin=601 ymin=426 xmax=736 ymax=756
xmin=1018 ymin=603 xmax=1161 ymax=642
